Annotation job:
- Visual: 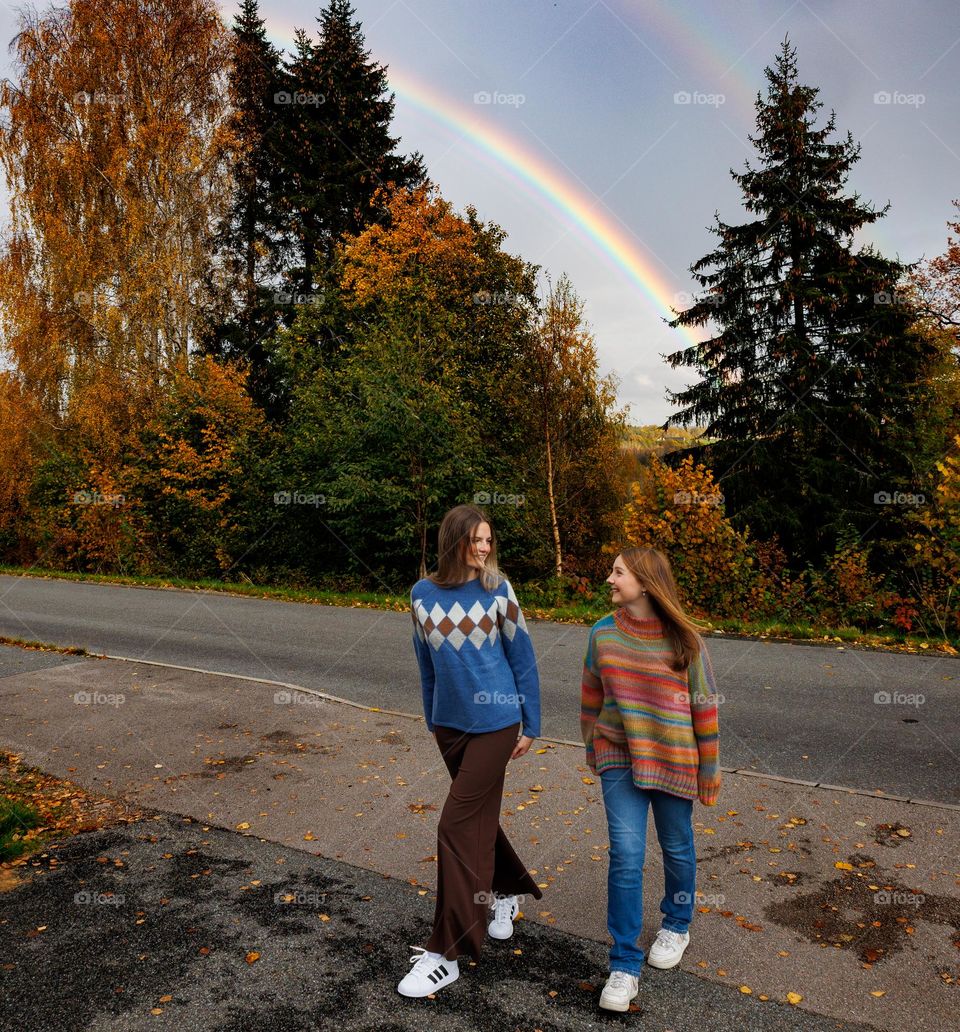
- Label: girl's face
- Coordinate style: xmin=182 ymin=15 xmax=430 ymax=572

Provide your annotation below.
xmin=607 ymin=553 xmax=645 ymax=605
xmin=465 ymin=522 xmax=492 ymax=570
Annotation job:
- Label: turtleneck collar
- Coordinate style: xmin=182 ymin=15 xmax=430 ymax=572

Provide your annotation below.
xmin=613 ymin=607 xmax=666 ymax=638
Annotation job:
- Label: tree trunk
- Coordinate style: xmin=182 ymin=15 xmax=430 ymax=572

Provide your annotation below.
xmin=545 ymin=428 xmax=562 ymax=578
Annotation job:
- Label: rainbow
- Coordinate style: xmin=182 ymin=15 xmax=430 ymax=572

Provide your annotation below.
xmin=261 ymin=20 xmax=706 ymax=346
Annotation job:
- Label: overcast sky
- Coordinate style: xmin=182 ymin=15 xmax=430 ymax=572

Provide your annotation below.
xmin=2 ymin=0 xmax=958 ymax=425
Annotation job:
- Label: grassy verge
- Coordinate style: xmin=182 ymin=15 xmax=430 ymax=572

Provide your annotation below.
xmin=0 ymin=563 xmax=956 ymax=654
xmin=0 ymin=750 xmax=151 ymax=882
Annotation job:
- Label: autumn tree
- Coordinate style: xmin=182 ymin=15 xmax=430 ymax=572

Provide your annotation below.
xmin=0 ymin=0 xmax=234 ymax=452
xmin=519 ymin=274 xmax=624 ymax=579
xmin=665 ymin=38 xmax=943 ymax=566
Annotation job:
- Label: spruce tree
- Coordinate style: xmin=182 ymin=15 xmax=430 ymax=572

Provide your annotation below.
xmin=665 ymin=37 xmax=941 ymax=565
xmin=277 ymin=0 xmax=425 ymax=297
xmin=201 ymin=0 xmax=288 ymax=419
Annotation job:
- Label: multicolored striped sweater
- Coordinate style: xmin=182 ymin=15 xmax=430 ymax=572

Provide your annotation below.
xmin=580 ymin=608 xmax=720 ymax=806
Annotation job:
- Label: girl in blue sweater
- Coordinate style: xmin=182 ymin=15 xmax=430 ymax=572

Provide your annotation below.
xmin=398 ymin=503 xmax=543 ymax=998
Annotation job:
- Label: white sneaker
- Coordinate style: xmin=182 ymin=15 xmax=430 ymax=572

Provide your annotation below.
xmin=599 ymin=969 xmax=639 ymax=1011
xmin=397 ymin=946 xmax=459 ymax=997
xmin=646 ymin=928 xmax=690 ymax=969
xmin=487 ymin=893 xmax=520 ymax=940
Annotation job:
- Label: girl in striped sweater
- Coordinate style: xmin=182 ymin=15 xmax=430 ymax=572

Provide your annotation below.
xmin=581 ymin=546 xmax=720 ymax=1013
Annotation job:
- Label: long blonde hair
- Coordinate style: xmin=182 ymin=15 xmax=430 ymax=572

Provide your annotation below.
xmin=619 ymin=546 xmax=708 ymax=671
xmin=429 ymin=504 xmax=502 ymax=591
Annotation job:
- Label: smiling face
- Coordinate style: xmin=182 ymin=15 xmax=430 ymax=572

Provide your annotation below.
xmin=465 ymin=521 xmax=492 ymax=573
xmin=607 ymin=552 xmax=645 ymax=606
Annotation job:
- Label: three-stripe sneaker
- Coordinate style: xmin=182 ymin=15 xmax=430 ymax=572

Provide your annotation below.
xmin=487 ymin=894 xmax=520 ymax=940
xmin=397 ymin=947 xmax=459 ymax=997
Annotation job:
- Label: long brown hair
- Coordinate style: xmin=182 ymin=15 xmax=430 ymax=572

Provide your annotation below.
xmin=619 ymin=546 xmax=708 ymax=671
xmin=429 ymin=504 xmax=502 ymax=591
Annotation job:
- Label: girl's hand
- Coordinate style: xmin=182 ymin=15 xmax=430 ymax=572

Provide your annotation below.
xmin=510 ymin=735 xmax=534 ymax=760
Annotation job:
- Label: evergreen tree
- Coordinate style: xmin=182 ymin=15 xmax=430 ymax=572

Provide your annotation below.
xmin=200 ymin=0 xmax=288 ymax=419
xmin=277 ymin=0 xmax=425 ymax=298
xmin=665 ymin=37 xmax=942 ymax=565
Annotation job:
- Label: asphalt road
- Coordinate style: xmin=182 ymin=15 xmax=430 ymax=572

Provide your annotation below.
xmin=0 ymin=573 xmax=957 ymax=802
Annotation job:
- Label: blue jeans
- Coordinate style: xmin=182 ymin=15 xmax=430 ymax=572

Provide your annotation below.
xmin=600 ymin=766 xmax=696 ymax=975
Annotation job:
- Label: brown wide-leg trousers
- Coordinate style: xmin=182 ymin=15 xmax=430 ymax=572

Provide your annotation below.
xmin=425 ymin=722 xmax=544 ymax=962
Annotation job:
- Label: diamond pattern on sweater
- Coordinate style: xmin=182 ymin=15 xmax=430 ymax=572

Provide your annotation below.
xmin=414 ymin=598 xmax=500 ymax=652
xmin=495 ymin=580 xmax=527 ymax=642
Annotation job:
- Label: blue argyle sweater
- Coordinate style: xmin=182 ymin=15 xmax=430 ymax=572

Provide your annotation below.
xmin=411 ymin=575 xmax=541 ymax=738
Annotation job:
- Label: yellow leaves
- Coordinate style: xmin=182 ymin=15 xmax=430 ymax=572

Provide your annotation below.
xmin=739 ymin=985 xmax=752 ymax=994
xmin=786 ymin=991 xmax=803 ymax=1004
xmin=870 ymin=990 xmax=886 ymax=997
xmin=302 ymin=832 xmax=316 ymax=841
xmin=235 ymin=821 xmax=250 ymax=831
xmin=581 ymin=776 xmax=595 ymax=785
xmin=244 ymin=951 xmax=260 ymax=964
xmin=834 ymin=861 xmax=854 ymax=870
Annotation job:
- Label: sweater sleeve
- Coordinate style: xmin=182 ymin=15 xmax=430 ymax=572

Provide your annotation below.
xmin=687 ymin=637 xmax=721 ymax=806
xmin=580 ymin=626 xmax=603 ymax=771
xmin=497 ymin=579 xmax=541 ymax=738
xmin=410 ymin=593 xmax=436 ymax=733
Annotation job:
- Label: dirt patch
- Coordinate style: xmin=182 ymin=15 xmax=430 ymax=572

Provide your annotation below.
xmin=764 ymin=852 xmax=960 ymax=965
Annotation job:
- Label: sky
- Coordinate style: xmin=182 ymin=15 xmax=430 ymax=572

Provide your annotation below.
xmin=2 ymin=0 xmax=959 ymax=425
